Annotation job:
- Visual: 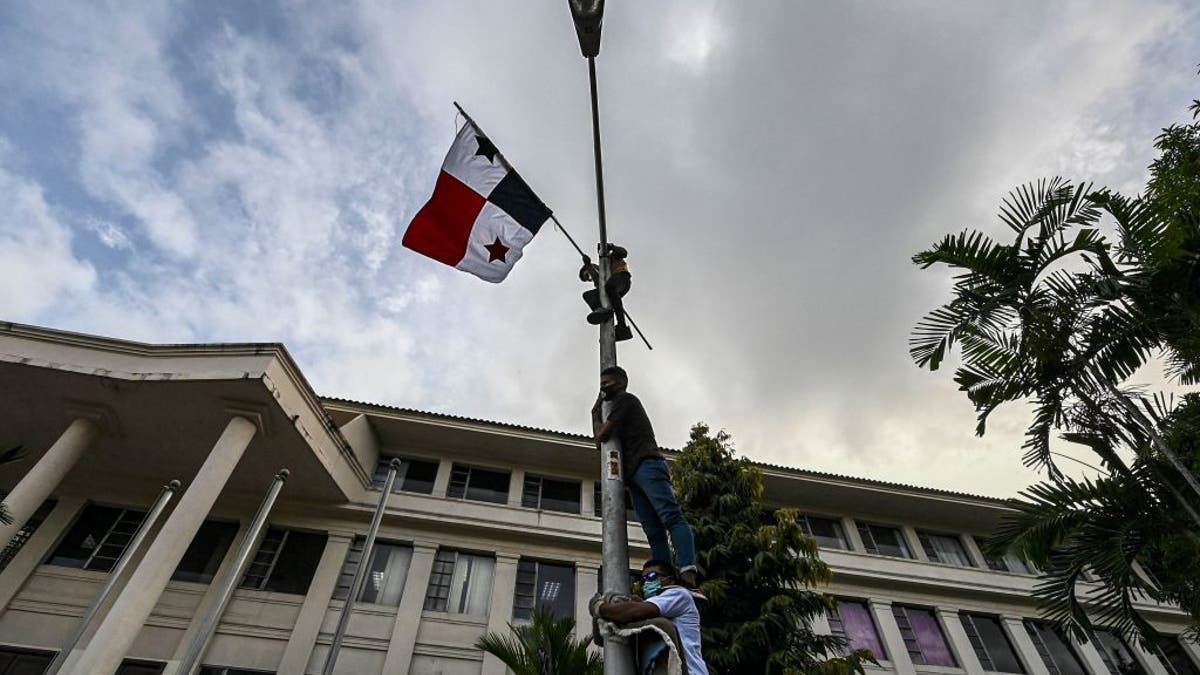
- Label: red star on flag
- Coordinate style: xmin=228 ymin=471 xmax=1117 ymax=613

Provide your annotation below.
xmin=485 ymin=237 xmax=509 ymax=262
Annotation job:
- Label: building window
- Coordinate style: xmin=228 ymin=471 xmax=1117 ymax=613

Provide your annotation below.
xmin=827 ymin=598 xmax=886 ymax=660
xmin=0 ymin=499 xmax=55 ymax=571
xmin=522 ymin=475 xmax=581 ymax=514
xmin=424 ymin=549 xmax=495 ymax=616
xmin=916 ymin=531 xmax=973 ymax=567
xmin=0 ymin=646 xmax=53 ymax=673
xmin=117 ymin=660 xmax=166 ymax=675
xmin=514 ymin=559 xmax=575 ymax=621
xmin=1024 ymin=620 xmax=1087 ymax=675
xmin=799 ymin=515 xmax=850 ymax=550
xmin=1158 ymin=637 xmax=1200 ymax=675
xmin=200 ymin=668 xmax=275 ymax=675
xmin=371 ymin=457 xmax=439 ymax=495
xmin=857 ymin=523 xmax=912 ymax=558
xmin=1092 ymin=629 xmax=1145 ymax=675
xmin=446 ymin=464 xmax=510 ymax=504
xmin=240 ymin=528 xmax=328 ymax=595
xmin=592 ymin=483 xmax=639 ymax=522
xmin=892 ymin=604 xmax=957 ymax=667
xmin=47 ymin=504 xmax=148 ymax=571
xmin=173 ymin=520 xmax=238 ymax=584
xmin=986 ymin=553 xmax=1032 ymax=574
xmin=960 ymin=612 xmax=1025 ymax=673
xmin=333 ymin=538 xmax=412 ymax=606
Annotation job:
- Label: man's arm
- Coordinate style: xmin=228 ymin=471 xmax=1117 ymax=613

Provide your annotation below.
xmin=594 ymin=394 xmax=623 ymax=443
xmin=598 ymin=598 xmax=661 ymax=624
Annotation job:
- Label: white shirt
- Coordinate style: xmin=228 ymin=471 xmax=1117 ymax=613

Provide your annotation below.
xmin=648 ymin=586 xmax=709 ymax=675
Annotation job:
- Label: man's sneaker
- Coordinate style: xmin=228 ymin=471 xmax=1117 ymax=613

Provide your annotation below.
xmin=587 ymin=308 xmax=614 ymax=325
xmin=615 ymin=325 xmax=633 ymax=341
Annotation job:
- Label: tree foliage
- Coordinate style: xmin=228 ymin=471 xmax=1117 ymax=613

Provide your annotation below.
xmin=673 ymin=423 xmax=873 ymax=675
xmin=474 ymin=607 xmax=602 ymax=675
xmin=912 ymin=85 xmax=1200 ymax=644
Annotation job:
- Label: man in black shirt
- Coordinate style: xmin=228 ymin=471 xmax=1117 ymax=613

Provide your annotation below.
xmin=593 ymin=366 xmax=702 ymax=595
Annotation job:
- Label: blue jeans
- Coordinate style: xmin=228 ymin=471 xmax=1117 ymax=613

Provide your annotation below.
xmin=628 ymin=457 xmax=696 ymax=572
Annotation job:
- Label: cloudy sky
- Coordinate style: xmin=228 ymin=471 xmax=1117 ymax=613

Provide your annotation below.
xmin=2 ymin=1 xmax=1197 ymax=497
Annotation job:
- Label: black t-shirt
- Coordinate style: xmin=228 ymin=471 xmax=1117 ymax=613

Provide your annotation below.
xmin=607 ymin=392 xmax=663 ymax=476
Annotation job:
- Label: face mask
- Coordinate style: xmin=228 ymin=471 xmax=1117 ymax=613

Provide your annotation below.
xmin=641 ymin=580 xmax=662 ymax=599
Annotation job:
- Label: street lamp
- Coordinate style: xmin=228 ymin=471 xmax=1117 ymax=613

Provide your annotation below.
xmin=569 ymin=0 xmax=604 ymax=57
xmin=567 ymin=2 xmax=636 ymax=675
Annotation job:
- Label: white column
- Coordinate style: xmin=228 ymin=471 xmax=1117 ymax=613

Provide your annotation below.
xmin=938 ymin=608 xmax=985 ymax=675
xmin=277 ymin=532 xmax=354 ymax=674
xmin=581 ymin=481 xmax=596 ymax=519
xmin=381 ymin=543 xmax=438 ymax=673
xmin=67 ymin=416 xmax=257 ymax=675
xmin=1130 ymin=640 xmax=1170 ymax=675
xmin=842 ymin=518 xmax=865 ymax=552
xmin=961 ymin=535 xmax=988 ymax=568
xmin=1073 ymin=634 xmax=1114 ymax=675
xmin=0 ymin=418 xmax=97 ymax=550
xmin=432 ymin=460 xmax=453 ymax=497
xmin=0 ymin=497 xmax=86 ymax=612
xmin=575 ymin=562 xmax=600 ymax=643
xmin=1002 ymin=617 xmax=1051 ymax=675
xmin=481 ymin=553 xmax=520 ymax=675
xmin=508 ymin=470 xmax=525 ymax=507
xmin=903 ymin=526 xmax=928 ymax=562
xmin=870 ymin=600 xmax=916 ymax=675
xmin=1181 ymin=640 xmax=1200 ymax=671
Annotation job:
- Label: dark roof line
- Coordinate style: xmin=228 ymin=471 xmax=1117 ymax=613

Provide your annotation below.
xmin=321 ymin=396 xmax=1012 ymax=506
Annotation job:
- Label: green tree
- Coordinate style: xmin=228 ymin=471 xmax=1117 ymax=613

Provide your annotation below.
xmin=474 ymin=607 xmax=603 ymax=675
xmin=987 ymin=394 xmax=1200 ymax=642
xmin=673 ymin=423 xmax=873 ymax=675
xmin=911 ymin=89 xmax=1200 ymax=644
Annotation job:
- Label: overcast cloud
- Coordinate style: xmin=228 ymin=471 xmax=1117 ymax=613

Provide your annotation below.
xmin=2 ymin=1 xmax=1197 ymax=497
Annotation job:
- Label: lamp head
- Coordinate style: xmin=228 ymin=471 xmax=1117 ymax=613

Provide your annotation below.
xmin=568 ymin=0 xmax=605 ymax=58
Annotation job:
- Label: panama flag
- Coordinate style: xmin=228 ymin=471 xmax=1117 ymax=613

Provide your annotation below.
xmin=403 ymin=120 xmax=551 ymax=282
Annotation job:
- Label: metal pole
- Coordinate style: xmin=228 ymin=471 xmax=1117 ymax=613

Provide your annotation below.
xmin=46 ymin=480 xmax=181 ymax=675
xmin=175 ymin=469 xmax=290 ymax=675
xmin=586 ymin=54 xmax=637 ymax=675
xmin=321 ymin=458 xmax=401 ymax=675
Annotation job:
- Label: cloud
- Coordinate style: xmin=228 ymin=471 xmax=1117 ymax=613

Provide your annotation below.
xmin=0 ymin=0 xmax=1196 ymax=498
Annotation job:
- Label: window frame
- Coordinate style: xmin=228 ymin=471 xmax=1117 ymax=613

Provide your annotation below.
xmin=513 ymin=558 xmax=576 ymax=621
xmin=423 ymin=549 xmax=496 ymax=617
xmin=333 ymin=537 xmax=413 ymax=606
xmin=239 ymin=527 xmax=328 ymax=595
xmin=1024 ymin=619 xmax=1089 ymax=675
xmin=797 ymin=514 xmax=850 ymax=550
xmin=891 ymin=603 xmax=958 ymax=667
xmin=521 ymin=474 xmax=582 ymax=514
xmin=827 ymin=597 xmax=888 ymax=661
xmin=856 ymin=522 xmax=913 ymax=559
xmin=959 ymin=611 xmax=1026 ymax=673
xmin=915 ymin=530 xmax=975 ymax=567
xmin=371 ymin=456 xmax=440 ymax=495
xmin=446 ymin=463 xmax=511 ymax=504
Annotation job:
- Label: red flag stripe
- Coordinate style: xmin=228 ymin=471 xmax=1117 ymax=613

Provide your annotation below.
xmin=402 ymin=171 xmax=487 ymax=266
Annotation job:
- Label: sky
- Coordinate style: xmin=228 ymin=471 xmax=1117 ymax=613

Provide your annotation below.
xmin=1 ymin=1 xmax=1197 ymax=498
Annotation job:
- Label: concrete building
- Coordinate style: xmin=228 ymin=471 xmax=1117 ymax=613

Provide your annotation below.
xmin=0 ymin=321 xmax=1195 ymax=675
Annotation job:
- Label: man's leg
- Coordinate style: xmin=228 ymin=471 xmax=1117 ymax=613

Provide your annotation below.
xmin=627 ymin=472 xmax=673 ymax=565
xmin=607 ymin=273 xmax=633 ymax=341
xmin=632 ymin=458 xmax=697 ymax=576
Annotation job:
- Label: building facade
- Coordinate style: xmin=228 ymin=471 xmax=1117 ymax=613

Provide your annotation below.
xmin=0 ymin=321 xmax=1194 ymax=675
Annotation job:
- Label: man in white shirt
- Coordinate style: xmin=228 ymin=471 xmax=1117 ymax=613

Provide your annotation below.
xmin=596 ymin=559 xmax=709 ymax=675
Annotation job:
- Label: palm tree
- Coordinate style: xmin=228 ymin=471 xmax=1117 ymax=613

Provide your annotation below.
xmin=986 ymin=394 xmax=1200 ymax=643
xmin=475 ymin=607 xmax=603 ymax=675
xmin=909 ymin=178 xmax=1200 ymax=521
